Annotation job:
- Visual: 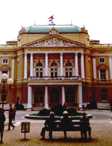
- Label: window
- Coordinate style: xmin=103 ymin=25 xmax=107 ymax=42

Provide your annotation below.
xmin=99 ymin=57 xmax=104 ymax=64
xmin=1 ymin=71 xmax=8 ymax=79
xmin=65 ymin=61 xmax=73 ymax=77
xmin=2 ymin=58 xmax=8 ymax=64
xmin=99 ymin=69 xmax=106 ymax=80
xmin=50 ymin=61 xmax=58 ymax=78
xmin=2 ymin=71 xmax=8 ymax=74
xmin=35 ymin=62 xmax=43 ymax=78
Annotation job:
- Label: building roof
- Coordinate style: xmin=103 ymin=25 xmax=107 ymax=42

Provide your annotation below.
xmin=23 ymin=24 xmax=81 ymax=33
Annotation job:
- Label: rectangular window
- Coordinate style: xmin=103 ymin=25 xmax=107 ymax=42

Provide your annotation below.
xmin=65 ymin=68 xmax=72 ymax=77
xmin=99 ymin=57 xmax=104 ymax=64
xmin=100 ymin=69 xmax=106 ymax=80
xmin=50 ymin=67 xmax=58 ymax=77
xmin=35 ymin=67 xmax=43 ymax=78
xmin=1 ymin=58 xmax=9 ymax=64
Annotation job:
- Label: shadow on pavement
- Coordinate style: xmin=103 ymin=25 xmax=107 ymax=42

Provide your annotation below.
xmin=40 ymin=137 xmax=98 ymax=143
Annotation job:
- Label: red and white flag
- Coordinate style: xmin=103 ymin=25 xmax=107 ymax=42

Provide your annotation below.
xmin=48 ymin=15 xmax=54 ymax=21
xmin=48 ymin=15 xmax=55 ymax=25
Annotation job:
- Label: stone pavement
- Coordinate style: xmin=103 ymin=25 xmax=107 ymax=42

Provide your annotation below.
xmin=1 ymin=110 xmax=112 ymax=146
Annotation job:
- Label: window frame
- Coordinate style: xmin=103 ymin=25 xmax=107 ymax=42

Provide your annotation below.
xmin=99 ymin=57 xmax=105 ymax=64
xmin=99 ymin=69 xmax=106 ymax=80
xmin=1 ymin=58 xmax=9 ymax=64
xmin=35 ymin=62 xmax=43 ymax=78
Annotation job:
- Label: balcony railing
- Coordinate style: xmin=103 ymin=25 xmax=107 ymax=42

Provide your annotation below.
xmin=30 ymin=76 xmax=81 ymax=80
xmin=92 ymin=78 xmax=112 ymax=83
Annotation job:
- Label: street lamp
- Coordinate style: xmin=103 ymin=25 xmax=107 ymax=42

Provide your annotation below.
xmin=0 ymin=73 xmax=13 ymax=109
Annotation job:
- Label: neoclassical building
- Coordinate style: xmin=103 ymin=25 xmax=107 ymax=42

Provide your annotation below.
xmin=0 ymin=24 xmax=112 ymax=109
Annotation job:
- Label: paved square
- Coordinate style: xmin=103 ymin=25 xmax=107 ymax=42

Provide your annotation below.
xmin=1 ymin=110 xmax=112 ymax=146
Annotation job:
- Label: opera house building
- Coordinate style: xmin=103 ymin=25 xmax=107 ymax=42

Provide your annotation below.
xmin=0 ymin=24 xmax=112 ymax=110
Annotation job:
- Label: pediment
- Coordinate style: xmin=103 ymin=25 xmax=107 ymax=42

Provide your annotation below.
xmin=23 ymin=34 xmax=85 ymax=48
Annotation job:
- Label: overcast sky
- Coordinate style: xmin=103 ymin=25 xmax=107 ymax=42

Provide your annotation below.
xmin=0 ymin=0 xmax=112 ymax=44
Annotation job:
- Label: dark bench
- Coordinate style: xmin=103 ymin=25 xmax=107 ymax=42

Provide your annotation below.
xmin=44 ymin=119 xmax=92 ymax=140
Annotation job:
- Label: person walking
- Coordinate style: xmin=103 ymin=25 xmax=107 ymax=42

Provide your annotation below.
xmin=12 ymin=105 xmax=16 ymax=121
xmin=0 ymin=108 xmax=6 ymax=144
xmin=8 ymin=104 xmax=15 ymax=130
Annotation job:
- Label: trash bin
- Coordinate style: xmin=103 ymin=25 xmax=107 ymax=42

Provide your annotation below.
xmin=21 ymin=122 xmax=30 ymax=140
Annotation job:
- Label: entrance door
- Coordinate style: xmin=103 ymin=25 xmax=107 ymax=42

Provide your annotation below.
xmin=33 ymin=86 xmax=44 ymax=107
xmin=100 ymin=88 xmax=108 ymax=102
xmin=49 ymin=87 xmax=61 ymax=107
xmin=65 ymin=86 xmax=76 ymax=107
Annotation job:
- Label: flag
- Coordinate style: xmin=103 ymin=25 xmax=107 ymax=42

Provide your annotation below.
xmin=48 ymin=15 xmax=54 ymax=22
xmin=48 ymin=15 xmax=55 ymax=25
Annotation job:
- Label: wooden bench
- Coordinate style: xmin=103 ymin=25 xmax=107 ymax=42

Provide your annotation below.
xmin=45 ymin=119 xmax=92 ymax=140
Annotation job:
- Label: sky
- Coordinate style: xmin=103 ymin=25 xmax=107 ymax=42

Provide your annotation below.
xmin=0 ymin=0 xmax=112 ymax=44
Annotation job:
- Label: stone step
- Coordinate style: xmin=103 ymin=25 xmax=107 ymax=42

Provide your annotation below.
xmin=32 ymin=107 xmax=43 ymax=111
xmin=97 ymin=102 xmax=111 ymax=110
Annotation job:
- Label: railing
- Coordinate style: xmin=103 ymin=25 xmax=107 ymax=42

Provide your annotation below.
xmin=92 ymin=79 xmax=112 ymax=85
xmin=93 ymin=78 xmax=112 ymax=82
xmin=30 ymin=76 xmax=81 ymax=80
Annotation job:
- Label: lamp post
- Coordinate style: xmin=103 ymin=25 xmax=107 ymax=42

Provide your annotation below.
xmin=0 ymin=73 xmax=13 ymax=109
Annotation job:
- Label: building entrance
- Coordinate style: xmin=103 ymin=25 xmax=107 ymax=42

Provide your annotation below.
xmin=49 ymin=87 xmax=61 ymax=108
xmin=33 ymin=86 xmax=44 ymax=107
xmin=65 ymin=86 xmax=77 ymax=107
xmin=100 ymin=88 xmax=108 ymax=102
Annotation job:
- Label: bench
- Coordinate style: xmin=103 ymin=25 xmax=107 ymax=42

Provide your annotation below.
xmin=44 ymin=119 xmax=92 ymax=140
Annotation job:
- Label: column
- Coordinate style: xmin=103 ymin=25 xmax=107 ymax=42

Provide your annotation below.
xmin=11 ymin=58 xmax=14 ymax=81
xmin=60 ymin=53 xmax=63 ymax=76
xmin=62 ymin=86 xmax=65 ymax=105
xmin=27 ymin=86 xmax=32 ymax=109
xmin=24 ymin=53 xmax=27 ymax=79
xmin=45 ymin=53 xmax=48 ymax=76
xmin=30 ymin=53 xmax=33 ymax=77
xmin=78 ymin=84 xmax=83 ymax=110
xmin=93 ymin=57 xmax=97 ymax=79
xmin=44 ymin=86 xmax=49 ymax=109
xmin=75 ymin=53 xmax=79 ymax=76
xmin=109 ymin=56 xmax=112 ymax=79
xmin=0 ymin=71 xmax=1 ymax=81
xmin=81 ymin=53 xmax=85 ymax=78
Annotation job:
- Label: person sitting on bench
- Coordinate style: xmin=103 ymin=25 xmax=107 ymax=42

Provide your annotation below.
xmin=40 ymin=111 xmax=55 ymax=139
xmin=80 ymin=112 xmax=92 ymax=140
xmin=61 ymin=110 xmax=73 ymax=139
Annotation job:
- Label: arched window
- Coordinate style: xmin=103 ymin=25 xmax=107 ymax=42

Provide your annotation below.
xmin=65 ymin=61 xmax=73 ymax=77
xmin=35 ymin=61 xmax=43 ymax=78
xmin=50 ymin=61 xmax=58 ymax=77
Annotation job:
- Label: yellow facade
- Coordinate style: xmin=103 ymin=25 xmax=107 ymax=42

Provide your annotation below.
xmin=0 ymin=24 xmax=112 ymax=109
